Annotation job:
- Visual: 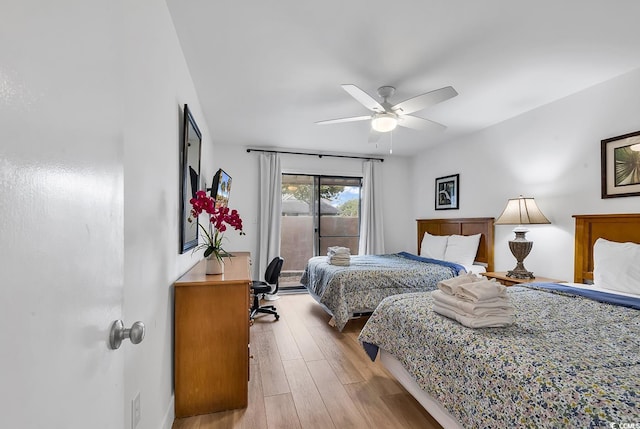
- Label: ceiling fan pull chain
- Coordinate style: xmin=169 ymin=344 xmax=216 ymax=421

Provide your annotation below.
xmin=389 ymin=131 xmax=393 ymax=154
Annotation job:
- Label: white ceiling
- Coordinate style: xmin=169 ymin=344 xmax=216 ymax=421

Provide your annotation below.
xmin=166 ymin=0 xmax=640 ymax=157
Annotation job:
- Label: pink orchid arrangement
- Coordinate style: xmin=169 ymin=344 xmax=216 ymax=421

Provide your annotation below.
xmin=189 ymin=190 xmax=245 ymax=261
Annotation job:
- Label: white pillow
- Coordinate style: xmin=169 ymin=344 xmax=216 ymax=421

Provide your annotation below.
xmin=464 ymin=264 xmax=487 ymax=275
xmin=593 ymin=238 xmax=640 ymax=295
xmin=444 ymin=234 xmax=481 ymax=267
xmin=420 ymin=232 xmax=449 ymax=260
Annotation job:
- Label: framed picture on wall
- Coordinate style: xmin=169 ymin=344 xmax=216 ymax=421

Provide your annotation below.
xmin=179 ymin=104 xmax=203 ymax=253
xmin=601 ymin=130 xmax=640 ymax=199
xmin=435 ymin=174 xmax=459 ymax=210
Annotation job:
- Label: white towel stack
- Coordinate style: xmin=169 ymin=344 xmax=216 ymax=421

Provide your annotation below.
xmin=327 ymin=246 xmax=351 ymax=266
xmin=432 ymin=275 xmax=515 ymax=328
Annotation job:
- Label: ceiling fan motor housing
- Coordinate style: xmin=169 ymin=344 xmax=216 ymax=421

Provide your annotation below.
xmin=377 ymin=85 xmax=396 ymax=100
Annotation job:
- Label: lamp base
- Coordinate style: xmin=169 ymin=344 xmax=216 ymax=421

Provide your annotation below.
xmin=506 ymin=230 xmax=535 ymax=279
xmin=506 ymin=267 xmax=534 ymax=279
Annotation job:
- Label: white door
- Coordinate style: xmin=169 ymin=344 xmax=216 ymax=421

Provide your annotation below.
xmin=0 ymin=1 xmax=126 ymax=428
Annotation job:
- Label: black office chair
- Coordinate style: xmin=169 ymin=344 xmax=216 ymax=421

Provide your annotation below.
xmin=250 ymin=257 xmax=284 ymax=321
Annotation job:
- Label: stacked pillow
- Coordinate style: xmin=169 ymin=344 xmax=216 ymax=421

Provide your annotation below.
xmin=420 ymin=231 xmax=448 ymax=260
xmin=593 ymin=238 xmax=640 ymax=295
xmin=420 ymin=232 xmax=481 ymax=267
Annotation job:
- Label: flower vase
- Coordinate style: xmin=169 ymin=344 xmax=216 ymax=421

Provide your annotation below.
xmin=205 ymin=256 xmax=224 ymax=275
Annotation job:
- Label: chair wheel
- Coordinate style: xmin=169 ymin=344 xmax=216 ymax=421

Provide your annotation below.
xmin=275 ymin=315 xmax=280 ymax=321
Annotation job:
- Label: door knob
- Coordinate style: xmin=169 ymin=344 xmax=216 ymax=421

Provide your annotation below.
xmin=109 ymin=320 xmax=145 ymax=350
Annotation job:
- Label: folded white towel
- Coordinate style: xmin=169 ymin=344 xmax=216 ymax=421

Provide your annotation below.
xmin=454 ymin=279 xmax=507 ymax=302
xmin=327 ymin=253 xmax=350 ymax=259
xmin=328 ymin=254 xmax=350 ymax=260
xmin=328 ymin=258 xmax=350 ymax=266
xmin=438 ymin=273 xmax=484 ymax=295
xmin=432 ymin=290 xmax=515 ymax=317
xmin=433 ymin=303 xmax=515 ymax=328
xmin=327 ymin=246 xmax=351 ymax=266
xmin=328 ymin=246 xmax=351 ymax=256
xmin=327 ymin=252 xmax=350 ymax=265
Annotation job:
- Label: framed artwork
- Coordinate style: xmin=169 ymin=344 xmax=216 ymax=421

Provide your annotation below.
xmin=601 ymin=130 xmax=640 ymax=199
xmin=435 ymin=174 xmax=459 ymax=210
xmin=179 ymin=104 xmax=202 ymax=253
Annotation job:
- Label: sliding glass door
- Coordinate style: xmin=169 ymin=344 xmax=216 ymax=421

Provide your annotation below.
xmin=317 ymin=176 xmax=361 ymax=255
xmin=280 ymin=174 xmax=362 ymax=287
xmin=280 ymin=175 xmax=315 ymax=287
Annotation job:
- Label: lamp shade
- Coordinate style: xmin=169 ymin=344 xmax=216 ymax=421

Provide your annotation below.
xmin=495 ymin=196 xmax=550 ymax=225
xmin=371 ymin=112 xmax=398 ymax=132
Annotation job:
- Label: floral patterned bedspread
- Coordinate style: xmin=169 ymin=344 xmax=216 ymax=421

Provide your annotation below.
xmin=300 ymin=252 xmax=462 ymax=331
xmin=358 ymin=286 xmax=640 ymax=428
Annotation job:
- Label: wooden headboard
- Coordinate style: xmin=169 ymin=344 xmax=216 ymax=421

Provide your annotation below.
xmin=573 ymin=213 xmax=640 ymax=283
xmin=417 ymin=217 xmax=495 ymax=272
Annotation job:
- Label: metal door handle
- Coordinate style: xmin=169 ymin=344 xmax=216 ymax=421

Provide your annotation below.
xmin=109 ymin=320 xmax=145 ymax=350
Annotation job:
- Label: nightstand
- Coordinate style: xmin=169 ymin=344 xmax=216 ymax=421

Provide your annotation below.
xmin=482 ymin=272 xmax=565 ymax=287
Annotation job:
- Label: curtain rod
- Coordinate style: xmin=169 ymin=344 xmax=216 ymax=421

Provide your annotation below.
xmin=246 ymin=148 xmax=384 ymax=162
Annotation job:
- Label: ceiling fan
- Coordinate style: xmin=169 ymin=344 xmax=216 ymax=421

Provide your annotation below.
xmin=316 ymin=84 xmax=458 ymax=139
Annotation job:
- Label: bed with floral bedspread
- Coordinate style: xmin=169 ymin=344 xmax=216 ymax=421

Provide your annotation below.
xmin=359 ymin=284 xmax=640 ymax=428
xmin=300 ymin=252 xmax=464 ymax=331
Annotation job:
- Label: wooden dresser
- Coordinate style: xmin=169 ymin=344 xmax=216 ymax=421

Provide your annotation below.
xmin=174 ymin=253 xmax=251 ymax=418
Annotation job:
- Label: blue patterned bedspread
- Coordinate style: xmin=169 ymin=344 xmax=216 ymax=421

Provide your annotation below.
xmin=300 ymin=252 xmax=463 ymax=331
xmin=358 ymin=285 xmax=640 ymax=428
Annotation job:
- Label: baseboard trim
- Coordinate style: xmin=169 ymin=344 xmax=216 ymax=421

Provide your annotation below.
xmin=160 ymin=395 xmax=175 ymax=429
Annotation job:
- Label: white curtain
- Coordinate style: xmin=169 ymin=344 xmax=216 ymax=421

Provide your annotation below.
xmin=258 ymin=153 xmax=282 ymax=276
xmin=358 ymin=159 xmax=385 ymax=255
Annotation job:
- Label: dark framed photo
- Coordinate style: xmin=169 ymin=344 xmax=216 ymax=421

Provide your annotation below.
xmin=179 ymin=104 xmax=202 ymax=253
xmin=601 ymin=130 xmax=640 ymax=199
xmin=435 ymin=174 xmax=459 ymax=210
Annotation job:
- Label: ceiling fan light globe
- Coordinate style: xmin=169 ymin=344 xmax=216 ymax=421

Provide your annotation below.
xmin=371 ymin=113 xmax=398 ymax=133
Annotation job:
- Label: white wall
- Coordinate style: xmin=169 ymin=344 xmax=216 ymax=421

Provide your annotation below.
xmin=411 ymin=67 xmax=640 ymax=281
xmin=211 ymin=145 xmax=414 ymax=278
xmin=123 ymin=1 xmax=212 ymax=428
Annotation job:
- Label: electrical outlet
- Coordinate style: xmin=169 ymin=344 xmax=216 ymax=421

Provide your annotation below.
xmin=132 ymin=392 xmax=141 ymax=428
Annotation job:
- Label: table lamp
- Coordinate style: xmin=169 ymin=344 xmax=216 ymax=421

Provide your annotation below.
xmin=495 ymin=196 xmax=550 ymax=279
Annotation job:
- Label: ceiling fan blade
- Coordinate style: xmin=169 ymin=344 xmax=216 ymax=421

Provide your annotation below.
xmin=392 ymin=86 xmax=458 ymax=115
xmin=398 ymin=115 xmax=447 ymax=132
xmin=341 ymin=84 xmax=385 ymax=112
xmin=315 ymin=115 xmax=371 ymax=125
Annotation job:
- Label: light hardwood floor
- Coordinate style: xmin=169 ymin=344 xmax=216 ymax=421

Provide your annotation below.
xmin=172 ymin=293 xmax=443 ymax=429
